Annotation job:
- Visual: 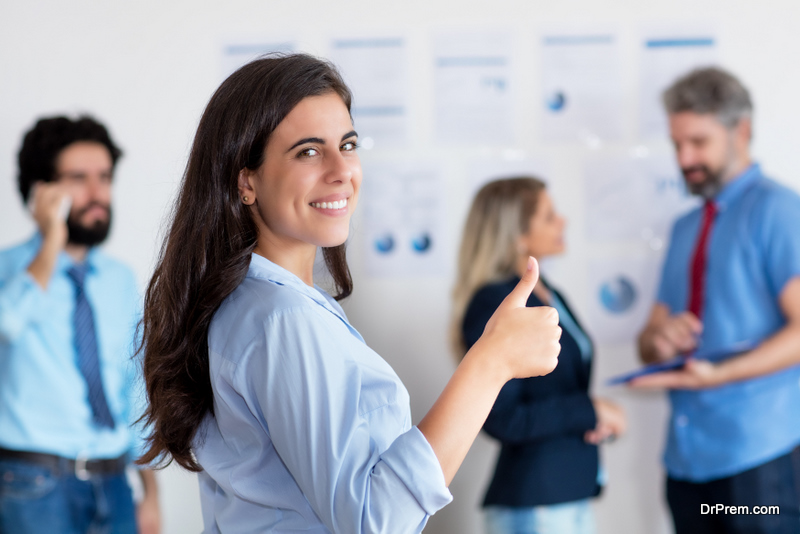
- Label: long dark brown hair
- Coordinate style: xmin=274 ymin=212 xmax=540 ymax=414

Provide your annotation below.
xmin=137 ymin=54 xmax=354 ymax=472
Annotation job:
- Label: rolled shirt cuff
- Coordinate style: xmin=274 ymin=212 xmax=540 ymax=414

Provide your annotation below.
xmin=379 ymin=425 xmax=453 ymax=516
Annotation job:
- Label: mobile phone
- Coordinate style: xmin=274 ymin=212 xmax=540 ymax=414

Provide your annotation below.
xmin=57 ymin=196 xmax=72 ymax=221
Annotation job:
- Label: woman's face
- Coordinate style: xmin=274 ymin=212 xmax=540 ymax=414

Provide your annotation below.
xmin=241 ymin=92 xmax=361 ymax=254
xmin=518 ymin=191 xmax=566 ymax=260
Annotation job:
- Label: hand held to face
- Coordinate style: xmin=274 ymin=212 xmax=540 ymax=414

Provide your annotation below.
xmin=29 ymin=182 xmax=70 ymax=249
xmin=473 ymin=257 xmax=561 ymax=381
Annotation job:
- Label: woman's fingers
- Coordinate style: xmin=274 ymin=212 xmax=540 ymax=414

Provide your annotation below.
xmin=497 ymin=256 xmax=539 ymax=312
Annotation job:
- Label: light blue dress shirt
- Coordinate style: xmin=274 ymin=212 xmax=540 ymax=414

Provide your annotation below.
xmin=0 ymin=234 xmax=145 ymax=460
xmin=549 ymin=290 xmax=592 ymax=362
xmin=549 ymin=287 xmax=604 ymax=487
xmin=656 ymin=164 xmax=800 ymax=482
xmin=194 ymin=253 xmax=452 ymax=533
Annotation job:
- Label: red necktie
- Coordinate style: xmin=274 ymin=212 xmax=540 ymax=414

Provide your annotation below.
xmin=688 ymin=200 xmax=718 ymax=319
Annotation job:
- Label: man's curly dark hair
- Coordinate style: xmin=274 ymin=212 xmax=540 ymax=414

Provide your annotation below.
xmin=17 ymin=115 xmax=123 ymax=203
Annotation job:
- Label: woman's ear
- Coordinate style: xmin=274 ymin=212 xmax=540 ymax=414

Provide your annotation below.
xmin=238 ymin=169 xmax=256 ymax=205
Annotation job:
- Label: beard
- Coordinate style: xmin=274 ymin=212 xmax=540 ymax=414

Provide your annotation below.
xmin=67 ymin=203 xmax=112 ymax=246
xmin=681 ymin=164 xmax=726 ymax=199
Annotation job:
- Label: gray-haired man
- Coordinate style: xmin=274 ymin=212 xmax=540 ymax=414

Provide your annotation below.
xmin=635 ymin=68 xmax=800 ymax=532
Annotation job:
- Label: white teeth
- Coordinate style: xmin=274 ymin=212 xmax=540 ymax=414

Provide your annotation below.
xmin=312 ymin=199 xmax=348 ymax=209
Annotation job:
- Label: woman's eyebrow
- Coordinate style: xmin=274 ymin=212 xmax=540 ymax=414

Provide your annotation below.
xmin=286 ymin=131 xmax=358 ymax=153
xmin=287 ymin=137 xmax=325 ymax=152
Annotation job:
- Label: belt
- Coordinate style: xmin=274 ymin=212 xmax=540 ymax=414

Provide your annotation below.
xmin=0 ymin=447 xmax=128 ymax=481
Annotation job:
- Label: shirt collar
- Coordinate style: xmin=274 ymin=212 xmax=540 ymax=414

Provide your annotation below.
xmin=246 ymin=253 xmax=344 ymax=319
xmin=714 ymin=163 xmax=761 ymax=210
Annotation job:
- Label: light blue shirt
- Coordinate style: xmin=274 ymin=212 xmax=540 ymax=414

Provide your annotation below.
xmin=0 ymin=234 xmax=145 ymax=460
xmin=548 ymin=287 xmax=604 ymax=486
xmin=656 ymin=164 xmax=800 ymax=482
xmin=194 ymin=253 xmax=452 ymax=533
xmin=549 ymin=290 xmax=592 ymax=362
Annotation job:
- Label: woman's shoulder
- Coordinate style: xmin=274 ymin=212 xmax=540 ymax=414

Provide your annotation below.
xmin=469 ymin=278 xmax=517 ymax=306
xmin=463 ymin=278 xmax=518 ymax=330
xmin=208 ymin=277 xmax=326 ymax=359
xmin=227 ymin=275 xmax=318 ymax=317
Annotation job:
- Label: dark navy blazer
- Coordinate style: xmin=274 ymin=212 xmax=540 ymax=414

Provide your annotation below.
xmin=462 ymin=276 xmax=601 ymax=507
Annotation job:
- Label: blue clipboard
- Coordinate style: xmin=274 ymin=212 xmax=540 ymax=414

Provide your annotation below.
xmin=606 ymin=340 xmax=758 ymax=386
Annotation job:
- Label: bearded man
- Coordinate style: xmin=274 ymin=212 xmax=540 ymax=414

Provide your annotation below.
xmin=0 ymin=116 xmax=160 ymax=534
xmin=635 ymin=68 xmax=800 ymax=534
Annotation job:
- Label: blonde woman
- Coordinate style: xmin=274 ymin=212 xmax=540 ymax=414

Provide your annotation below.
xmin=452 ymin=177 xmax=626 ymax=534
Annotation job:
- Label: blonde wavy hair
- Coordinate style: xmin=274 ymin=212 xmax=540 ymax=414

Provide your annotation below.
xmin=450 ymin=177 xmax=546 ymax=359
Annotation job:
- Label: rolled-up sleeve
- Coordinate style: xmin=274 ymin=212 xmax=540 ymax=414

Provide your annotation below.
xmin=760 ymin=190 xmax=800 ymax=297
xmin=0 ymin=270 xmax=47 ymax=344
xmin=248 ymin=306 xmax=451 ymax=534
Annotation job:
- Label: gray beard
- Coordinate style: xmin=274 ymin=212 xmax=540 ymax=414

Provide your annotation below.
xmin=683 ymin=166 xmax=725 ymax=199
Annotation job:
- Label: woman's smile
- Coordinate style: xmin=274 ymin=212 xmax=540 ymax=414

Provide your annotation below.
xmin=309 ymin=195 xmax=349 ymax=214
xmin=240 ymin=91 xmax=362 ymax=257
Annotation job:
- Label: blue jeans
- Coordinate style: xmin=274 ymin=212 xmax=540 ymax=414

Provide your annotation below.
xmin=0 ymin=458 xmax=136 ymax=534
xmin=484 ymin=499 xmax=596 ymax=534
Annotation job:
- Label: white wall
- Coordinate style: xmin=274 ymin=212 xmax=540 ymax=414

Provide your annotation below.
xmin=2 ymin=1 xmax=799 ymax=533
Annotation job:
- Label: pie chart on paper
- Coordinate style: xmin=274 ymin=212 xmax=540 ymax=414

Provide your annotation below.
xmin=599 ymin=275 xmax=637 ymax=314
xmin=546 ymin=91 xmax=567 ymax=112
xmin=374 ymin=234 xmax=395 ymax=254
xmin=411 ymin=233 xmax=432 ymax=253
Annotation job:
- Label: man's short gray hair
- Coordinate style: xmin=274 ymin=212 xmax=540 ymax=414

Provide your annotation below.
xmin=663 ymin=67 xmax=753 ymax=129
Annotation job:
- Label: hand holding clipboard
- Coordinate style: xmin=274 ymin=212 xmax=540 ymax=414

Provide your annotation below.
xmin=607 ymin=340 xmax=758 ymax=387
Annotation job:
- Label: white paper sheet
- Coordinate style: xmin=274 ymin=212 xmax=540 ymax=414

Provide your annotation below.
xmin=584 ymin=152 xmax=699 ymax=244
xmin=329 ymin=37 xmax=409 ymax=149
xmin=220 ymin=40 xmax=295 ymax=81
xmin=638 ymin=26 xmax=719 ymax=139
xmin=540 ymin=33 xmax=624 ymax=143
xmin=585 ymin=257 xmax=662 ymax=344
xmin=360 ymin=162 xmax=446 ymax=277
xmin=433 ymin=30 xmax=515 ymax=146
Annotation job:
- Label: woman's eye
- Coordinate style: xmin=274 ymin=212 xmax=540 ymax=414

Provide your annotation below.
xmin=298 ymin=147 xmax=319 ymax=158
xmin=341 ymin=141 xmax=358 ymax=152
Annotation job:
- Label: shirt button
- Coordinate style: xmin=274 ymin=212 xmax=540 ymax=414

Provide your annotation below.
xmin=676 ymin=415 xmax=689 ymax=427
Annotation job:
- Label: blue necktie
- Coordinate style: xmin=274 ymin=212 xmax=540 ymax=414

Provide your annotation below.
xmin=67 ymin=264 xmax=116 ymax=429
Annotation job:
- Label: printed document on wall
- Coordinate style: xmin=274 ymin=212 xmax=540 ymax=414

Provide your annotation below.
xmin=329 ymin=37 xmax=409 ymax=149
xmin=584 ymin=152 xmax=698 ymax=244
xmin=540 ymin=32 xmax=624 ymax=143
xmin=220 ymin=38 xmax=295 ymax=80
xmin=586 ymin=257 xmax=661 ymax=344
xmin=433 ymin=30 xmax=515 ymax=146
xmin=639 ymin=24 xmax=718 ymax=139
xmin=360 ymin=162 xmax=446 ymax=277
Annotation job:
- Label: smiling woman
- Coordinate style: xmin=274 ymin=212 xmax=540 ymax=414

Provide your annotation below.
xmin=138 ymin=54 xmax=562 ymax=533
xmin=237 ymin=92 xmax=361 ymax=281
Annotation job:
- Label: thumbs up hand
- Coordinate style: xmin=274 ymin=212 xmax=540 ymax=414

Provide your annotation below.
xmin=472 ymin=257 xmax=561 ymax=381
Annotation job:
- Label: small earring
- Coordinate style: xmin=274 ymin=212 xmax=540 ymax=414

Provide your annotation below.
xmin=243 ymin=196 xmax=249 ymax=203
